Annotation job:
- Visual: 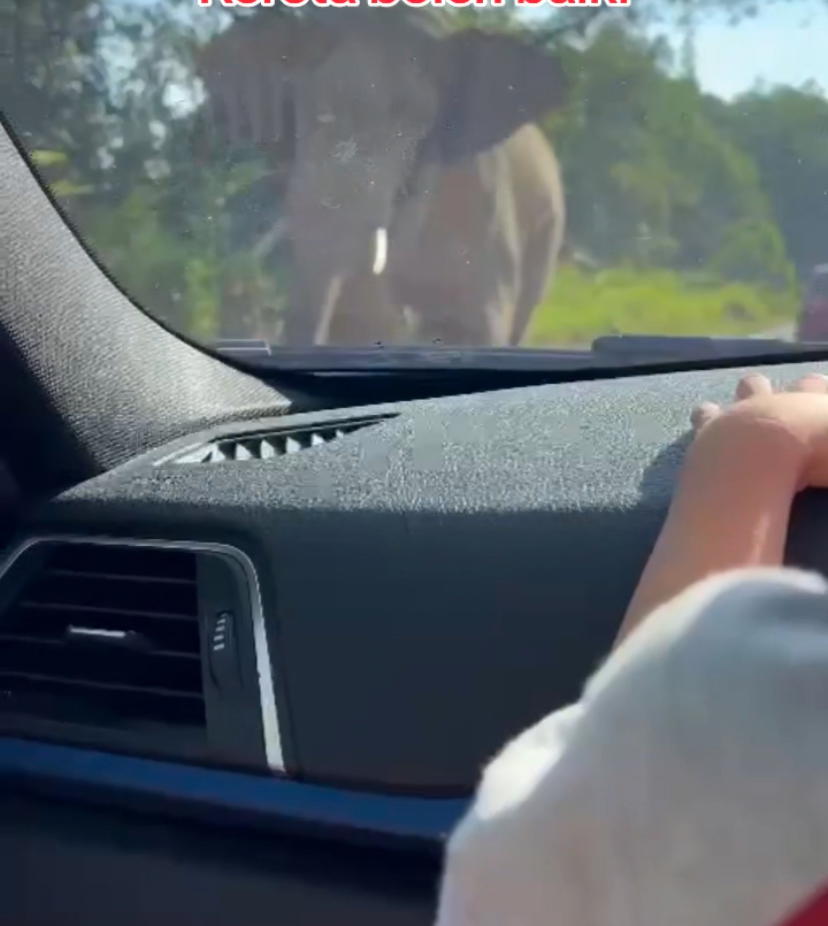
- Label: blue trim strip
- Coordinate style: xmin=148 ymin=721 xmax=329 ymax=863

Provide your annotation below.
xmin=0 ymin=737 xmax=468 ymax=847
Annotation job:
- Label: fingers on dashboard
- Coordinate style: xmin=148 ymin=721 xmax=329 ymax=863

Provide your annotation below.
xmin=690 ymin=401 xmax=721 ymax=432
xmin=735 ymin=373 xmax=773 ymax=401
xmin=790 ymin=373 xmax=828 ymax=393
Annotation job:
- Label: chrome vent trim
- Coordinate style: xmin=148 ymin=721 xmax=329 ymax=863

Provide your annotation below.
xmin=169 ymin=415 xmax=394 ymax=464
xmin=0 ymin=536 xmax=284 ymax=772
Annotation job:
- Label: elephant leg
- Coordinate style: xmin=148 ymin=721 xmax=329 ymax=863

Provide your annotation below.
xmin=417 ymin=311 xmax=500 ymax=347
xmin=510 ymin=212 xmax=563 ymax=347
xmin=326 ymin=271 xmax=407 ymax=346
xmin=398 ymin=279 xmax=511 ymax=346
xmin=282 ymin=273 xmax=344 ymax=346
xmin=282 ymin=260 xmax=411 ymax=347
xmin=391 ymin=147 xmax=525 ymax=348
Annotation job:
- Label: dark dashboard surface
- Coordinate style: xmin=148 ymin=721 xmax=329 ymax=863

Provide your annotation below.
xmin=8 ymin=104 xmax=828 ymax=926
xmin=2 ymin=793 xmax=437 ymax=926
xmin=19 ymin=356 xmax=828 ymax=796
xmin=6 ymin=358 xmax=828 ymax=925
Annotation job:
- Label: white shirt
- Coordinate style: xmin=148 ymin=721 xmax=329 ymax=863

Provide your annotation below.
xmin=435 ymin=568 xmax=828 ymax=926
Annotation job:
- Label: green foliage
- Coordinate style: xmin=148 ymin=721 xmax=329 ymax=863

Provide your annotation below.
xmin=549 ymin=26 xmax=780 ymax=278
xmin=81 ymin=184 xmax=199 ymax=330
xmin=1 ymin=0 xmax=824 ymax=350
xmin=30 ymin=149 xmax=68 ymax=168
xmin=526 ymin=264 xmax=797 ymax=347
xmin=710 ymin=85 xmax=828 ymax=275
xmin=708 ymin=218 xmax=795 ymax=290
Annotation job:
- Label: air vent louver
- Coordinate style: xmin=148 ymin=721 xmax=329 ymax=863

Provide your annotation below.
xmin=172 ymin=415 xmax=392 ymax=464
xmin=0 ymin=543 xmax=205 ymax=731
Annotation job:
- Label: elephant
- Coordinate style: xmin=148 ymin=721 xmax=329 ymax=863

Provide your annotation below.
xmin=197 ymin=9 xmax=568 ymax=347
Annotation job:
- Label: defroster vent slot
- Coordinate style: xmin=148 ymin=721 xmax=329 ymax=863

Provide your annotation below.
xmin=170 ymin=414 xmax=395 ymax=464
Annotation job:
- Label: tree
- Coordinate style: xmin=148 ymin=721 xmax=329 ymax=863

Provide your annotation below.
xmin=1 ymin=0 xmax=813 ymax=345
xmin=710 ymin=85 xmax=828 ymax=275
xmin=1 ymin=0 xmax=282 ymax=337
xmin=545 ymin=24 xmax=790 ymax=288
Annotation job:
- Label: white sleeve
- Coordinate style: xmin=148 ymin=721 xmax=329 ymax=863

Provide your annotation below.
xmin=434 ymin=702 xmax=588 ymax=926
xmin=434 ymin=566 xmax=828 ymax=926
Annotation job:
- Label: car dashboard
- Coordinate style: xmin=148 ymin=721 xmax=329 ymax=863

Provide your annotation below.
xmin=4 ymin=357 xmax=828 ymax=924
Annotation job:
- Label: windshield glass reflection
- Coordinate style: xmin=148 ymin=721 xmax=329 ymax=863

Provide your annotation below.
xmin=2 ymin=1 xmax=827 ymax=360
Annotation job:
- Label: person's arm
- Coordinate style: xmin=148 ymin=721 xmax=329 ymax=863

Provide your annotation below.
xmin=616 ymin=372 xmax=828 ymax=644
xmin=435 ymin=371 xmax=828 ymax=926
xmin=617 ymin=415 xmax=802 ymax=642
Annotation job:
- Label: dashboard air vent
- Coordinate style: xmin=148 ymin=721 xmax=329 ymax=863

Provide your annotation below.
xmin=172 ymin=415 xmax=393 ymax=464
xmin=0 ymin=543 xmax=205 ymax=731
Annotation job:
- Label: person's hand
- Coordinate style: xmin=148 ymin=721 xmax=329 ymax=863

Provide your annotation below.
xmin=688 ymin=371 xmax=828 ymax=490
xmin=617 ymin=370 xmax=828 ymax=644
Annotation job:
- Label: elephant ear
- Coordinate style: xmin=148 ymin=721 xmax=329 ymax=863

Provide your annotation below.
xmin=195 ymin=15 xmax=333 ymax=149
xmin=430 ymin=29 xmax=568 ymax=164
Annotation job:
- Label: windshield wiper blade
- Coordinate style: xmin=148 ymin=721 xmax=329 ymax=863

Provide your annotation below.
xmin=212 ymin=336 xmax=828 ymax=373
xmin=591 ymin=334 xmax=828 ymax=360
xmin=219 ymin=344 xmax=600 ymax=371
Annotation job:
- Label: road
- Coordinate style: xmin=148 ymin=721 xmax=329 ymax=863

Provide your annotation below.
xmin=752 ymin=323 xmax=796 ymax=341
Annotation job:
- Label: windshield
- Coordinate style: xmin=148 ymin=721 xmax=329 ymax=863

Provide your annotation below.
xmin=2 ymin=0 xmax=827 ymax=364
xmin=810 ymin=273 xmax=828 ymax=300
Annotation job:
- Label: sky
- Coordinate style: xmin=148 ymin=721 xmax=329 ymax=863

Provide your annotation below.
xmin=665 ymin=1 xmax=828 ymax=100
xmin=517 ymin=0 xmax=828 ymax=100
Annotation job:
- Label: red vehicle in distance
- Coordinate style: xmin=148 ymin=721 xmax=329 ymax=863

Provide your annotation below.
xmin=797 ymin=264 xmax=828 ymax=342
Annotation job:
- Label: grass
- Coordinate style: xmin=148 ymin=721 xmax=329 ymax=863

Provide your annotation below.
xmin=524 ymin=264 xmax=798 ymax=347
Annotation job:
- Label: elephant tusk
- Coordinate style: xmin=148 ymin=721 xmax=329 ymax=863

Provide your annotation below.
xmin=372 ymin=227 xmax=388 ymax=276
xmin=252 ymin=218 xmax=288 ymax=260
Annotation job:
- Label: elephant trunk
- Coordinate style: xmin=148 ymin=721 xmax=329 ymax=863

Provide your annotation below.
xmin=283 ymin=215 xmax=392 ymax=345
xmin=282 ymin=272 xmax=345 ymax=346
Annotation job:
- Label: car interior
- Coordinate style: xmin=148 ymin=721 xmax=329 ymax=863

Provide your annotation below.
xmin=4 ymin=6 xmax=828 ymax=925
